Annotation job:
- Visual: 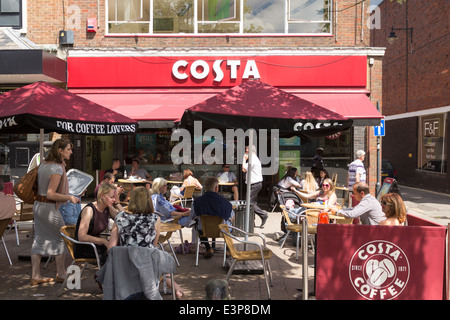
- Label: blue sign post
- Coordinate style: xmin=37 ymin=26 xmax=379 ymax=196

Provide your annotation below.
xmin=374 ymin=119 xmax=385 ymax=137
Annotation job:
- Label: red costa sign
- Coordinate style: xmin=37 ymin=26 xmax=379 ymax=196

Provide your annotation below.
xmin=67 ymin=55 xmax=367 ymax=88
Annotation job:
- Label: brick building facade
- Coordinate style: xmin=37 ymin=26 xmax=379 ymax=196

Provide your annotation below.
xmin=1 ymin=0 xmax=385 ymax=195
xmin=372 ymin=0 xmax=449 ymax=193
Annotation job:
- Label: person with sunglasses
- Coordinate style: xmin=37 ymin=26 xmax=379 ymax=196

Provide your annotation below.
xmin=292 ymin=178 xmax=338 ymax=206
xmin=379 ymin=193 xmax=407 ymax=226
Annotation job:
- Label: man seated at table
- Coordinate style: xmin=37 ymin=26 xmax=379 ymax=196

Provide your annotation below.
xmin=130 ymin=158 xmax=152 ymax=180
xmin=105 ymin=158 xmax=123 ymax=182
xmin=217 ymin=164 xmax=239 ymax=201
xmin=332 ymin=182 xmax=384 ymax=225
xmin=190 ymin=177 xmax=234 ymax=259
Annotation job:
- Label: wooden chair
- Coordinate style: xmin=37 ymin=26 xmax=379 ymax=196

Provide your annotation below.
xmin=194 ymin=215 xmax=226 ymax=267
xmin=0 ymin=218 xmax=12 ymax=265
xmin=171 ymin=185 xmax=196 ymax=208
xmin=12 ymin=201 xmax=34 ymax=246
xmin=331 ymin=173 xmax=338 ymax=186
xmin=57 ymin=225 xmax=101 ymax=296
xmin=279 ymin=205 xmax=317 ymax=260
xmin=219 ymin=223 xmax=273 ymax=300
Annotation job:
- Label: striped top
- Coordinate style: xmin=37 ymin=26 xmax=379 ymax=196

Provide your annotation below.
xmin=348 ymin=159 xmax=366 ymax=189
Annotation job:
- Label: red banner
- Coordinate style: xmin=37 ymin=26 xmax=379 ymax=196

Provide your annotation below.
xmin=315 ymin=221 xmax=446 ymax=300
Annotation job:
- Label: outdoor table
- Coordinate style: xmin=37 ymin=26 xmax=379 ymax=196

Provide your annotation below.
xmin=303 ymin=209 xmax=345 ymax=221
xmin=218 ymin=182 xmax=237 ymax=196
xmin=166 ymin=180 xmax=183 ymax=185
xmin=118 ymin=178 xmax=152 ymax=187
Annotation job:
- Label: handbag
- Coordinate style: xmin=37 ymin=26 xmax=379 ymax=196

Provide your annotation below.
xmin=13 ymin=166 xmax=39 ymax=204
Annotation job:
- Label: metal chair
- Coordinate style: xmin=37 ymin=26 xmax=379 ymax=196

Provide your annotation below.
xmin=171 ymin=185 xmax=197 ymax=208
xmin=195 ymin=215 xmax=226 ymax=267
xmin=12 ymin=201 xmax=34 ymax=246
xmin=158 ymin=220 xmax=183 ymax=267
xmin=219 ymin=223 xmax=273 ymax=300
xmin=0 ymin=218 xmax=12 ymax=265
xmin=279 ymin=205 xmax=317 ymax=260
xmin=57 ymin=225 xmax=101 ymax=296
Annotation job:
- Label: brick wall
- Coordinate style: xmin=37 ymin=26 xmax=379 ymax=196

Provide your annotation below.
xmin=372 ymin=0 xmax=449 ymax=115
xmin=26 ymin=0 xmax=373 ymax=48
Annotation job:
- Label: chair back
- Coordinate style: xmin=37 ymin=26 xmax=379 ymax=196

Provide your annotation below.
xmin=14 ymin=202 xmax=34 ymax=221
xmin=305 ymin=209 xmax=320 ymax=225
xmin=280 ymin=205 xmax=295 ymax=226
xmin=60 ymin=225 xmax=77 ymax=259
xmin=182 ymin=185 xmax=197 ymax=198
xmin=0 ymin=218 xmax=12 ymax=238
xmin=199 ymin=215 xmax=223 ymax=238
xmin=218 ymin=224 xmax=239 ymax=258
xmin=331 ymin=173 xmax=338 ymax=186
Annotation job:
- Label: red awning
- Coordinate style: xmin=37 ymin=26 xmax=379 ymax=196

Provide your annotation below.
xmin=73 ymin=89 xmax=382 ymax=127
xmin=74 ymin=91 xmax=217 ymax=127
xmin=294 ymin=92 xmax=383 ymax=126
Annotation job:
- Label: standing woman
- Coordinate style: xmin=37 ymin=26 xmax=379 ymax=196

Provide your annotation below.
xmin=31 ymin=139 xmax=80 ymax=286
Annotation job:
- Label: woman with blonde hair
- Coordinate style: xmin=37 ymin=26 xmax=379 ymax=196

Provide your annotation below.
xmin=379 ymin=193 xmax=407 ymax=226
xmin=74 ymin=183 xmax=122 ymax=264
xmin=300 ymin=171 xmax=318 ymax=193
xmin=293 ymin=178 xmax=338 ymax=206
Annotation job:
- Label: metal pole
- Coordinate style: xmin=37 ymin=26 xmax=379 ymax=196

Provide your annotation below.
xmin=244 ymin=132 xmax=253 ymax=241
xmin=302 ymin=217 xmax=308 ymax=300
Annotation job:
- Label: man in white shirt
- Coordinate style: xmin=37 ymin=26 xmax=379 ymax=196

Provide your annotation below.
xmin=242 ymin=145 xmax=268 ymax=228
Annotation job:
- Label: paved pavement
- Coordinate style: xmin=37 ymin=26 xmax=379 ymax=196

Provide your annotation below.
xmin=0 ymin=185 xmax=448 ymax=302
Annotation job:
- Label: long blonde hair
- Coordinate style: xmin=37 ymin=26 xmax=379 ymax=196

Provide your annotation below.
xmin=302 ymin=171 xmax=318 ymax=193
xmin=127 ymin=187 xmax=154 ymax=215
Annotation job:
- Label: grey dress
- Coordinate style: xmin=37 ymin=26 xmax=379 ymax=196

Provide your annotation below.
xmin=31 ymin=162 xmax=66 ymax=256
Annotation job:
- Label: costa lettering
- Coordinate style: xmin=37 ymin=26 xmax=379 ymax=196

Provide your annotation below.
xmin=293 ymin=121 xmax=343 ymax=131
xmin=0 ymin=116 xmax=18 ymax=129
xmin=349 ymin=240 xmax=410 ymax=300
xmin=172 ymin=59 xmax=260 ymax=82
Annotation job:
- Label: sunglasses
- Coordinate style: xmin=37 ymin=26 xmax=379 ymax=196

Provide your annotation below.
xmin=322 ymin=184 xmax=330 ymax=187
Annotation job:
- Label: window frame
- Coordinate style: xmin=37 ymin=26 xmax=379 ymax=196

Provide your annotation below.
xmin=0 ymin=0 xmax=23 ymax=29
xmin=105 ymin=0 xmax=333 ymax=36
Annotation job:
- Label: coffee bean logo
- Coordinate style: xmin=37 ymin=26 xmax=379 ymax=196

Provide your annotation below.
xmin=349 ymin=240 xmax=410 ymax=300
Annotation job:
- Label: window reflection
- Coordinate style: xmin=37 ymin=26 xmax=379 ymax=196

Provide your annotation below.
xmin=106 ymin=0 xmax=332 ymax=35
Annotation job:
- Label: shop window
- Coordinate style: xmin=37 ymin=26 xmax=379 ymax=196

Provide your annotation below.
xmin=0 ymin=0 xmax=22 ymax=28
xmin=419 ymin=114 xmax=447 ymax=174
xmin=106 ymin=0 xmax=332 ymax=35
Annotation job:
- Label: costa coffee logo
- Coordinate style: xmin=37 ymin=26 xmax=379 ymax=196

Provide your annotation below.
xmin=172 ymin=59 xmax=260 ymax=82
xmin=349 ymin=240 xmax=410 ymax=300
